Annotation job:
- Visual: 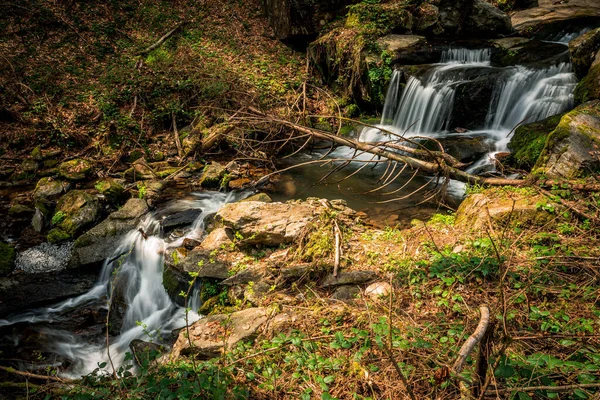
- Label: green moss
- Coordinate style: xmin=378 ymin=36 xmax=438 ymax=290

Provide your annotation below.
xmin=574 ymin=64 xmax=600 ymax=105
xmin=507 ymin=113 xmax=564 ymax=170
xmin=47 ymin=228 xmax=71 ymax=243
xmin=0 ymin=242 xmax=16 ymax=276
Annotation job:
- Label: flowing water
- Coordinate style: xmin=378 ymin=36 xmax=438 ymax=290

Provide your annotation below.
xmin=0 ymin=191 xmax=244 ymax=377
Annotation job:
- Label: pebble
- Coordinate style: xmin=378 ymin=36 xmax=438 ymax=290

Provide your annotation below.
xmin=15 ymin=242 xmax=74 ymax=273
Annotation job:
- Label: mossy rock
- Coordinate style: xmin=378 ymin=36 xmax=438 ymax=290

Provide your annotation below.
xmin=507 ymin=113 xmax=564 ymax=170
xmin=534 ymin=102 xmax=600 ymax=178
xmin=240 ymin=193 xmax=272 ymax=203
xmin=8 ymin=204 xmax=35 ymax=217
xmin=574 ymin=63 xmax=600 ymax=105
xmin=569 ymin=27 xmax=600 ymax=79
xmin=0 ymin=242 xmax=16 ymax=276
xmin=21 ymin=159 xmax=39 ymax=173
xmin=94 ymin=179 xmax=125 ymax=203
xmin=55 ymin=190 xmax=100 ymax=236
xmin=31 ymin=146 xmax=43 ymax=161
xmin=199 ymin=162 xmax=225 ymax=188
xmin=33 ymin=177 xmax=70 ymax=200
xmin=47 ymin=228 xmax=71 ymax=244
xmin=58 ymin=159 xmax=93 ymax=181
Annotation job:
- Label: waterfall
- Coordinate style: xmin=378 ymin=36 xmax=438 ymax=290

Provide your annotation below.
xmin=0 ymin=191 xmax=244 ymax=377
xmin=440 ymin=48 xmax=491 ymax=64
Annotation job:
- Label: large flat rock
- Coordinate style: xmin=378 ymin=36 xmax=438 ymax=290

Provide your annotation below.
xmin=511 ymin=0 xmax=600 ymax=35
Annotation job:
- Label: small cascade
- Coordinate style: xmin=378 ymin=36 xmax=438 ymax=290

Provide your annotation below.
xmin=0 ymin=191 xmax=244 ymax=377
xmin=440 ymin=48 xmax=491 ymax=64
xmin=486 ymin=63 xmax=577 ymax=132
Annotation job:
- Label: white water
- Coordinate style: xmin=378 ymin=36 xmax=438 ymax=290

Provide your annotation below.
xmin=0 ymin=191 xmax=243 ymax=378
xmin=363 ymin=48 xmax=577 ymax=176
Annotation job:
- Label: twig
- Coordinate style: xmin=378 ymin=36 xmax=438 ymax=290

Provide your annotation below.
xmin=172 ymin=112 xmax=183 ymax=159
xmin=333 ymin=220 xmax=341 ymax=277
xmin=486 ymin=382 xmax=600 ymax=394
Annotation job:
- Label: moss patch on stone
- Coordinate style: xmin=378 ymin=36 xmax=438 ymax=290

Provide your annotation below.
xmin=507 ymin=113 xmax=564 ymax=170
xmin=574 ymin=64 xmax=600 ymax=105
xmin=0 ymin=242 xmax=16 ymax=276
xmin=47 ymin=228 xmax=71 ymax=243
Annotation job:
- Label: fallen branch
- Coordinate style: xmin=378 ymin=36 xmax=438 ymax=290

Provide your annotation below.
xmin=0 ymin=365 xmax=68 ymax=382
xmin=333 ymin=220 xmax=341 ymax=277
xmin=486 ymin=382 xmax=600 ymax=395
xmin=452 ymin=305 xmax=491 ymax=375
xmin=172 ymin=112 xmax=183 ymax=159
xmin=136 ymin=21 xmax=186 ymax=56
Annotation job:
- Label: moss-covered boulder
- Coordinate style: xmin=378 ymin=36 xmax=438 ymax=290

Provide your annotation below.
xmin=574 ymin=61 xmax=600 ymax=105
xmin=507 ymin=113 xmax=564 ymax=170
xmin=569 ymin=27 xmax=600 ymax=79
xmin=0 ymin=242 xmax=16 ymax=276
xmin=455 ymin=188 xmax=557 ymax=231
xmin=33 ymin=177 xmax=70 ymax=201
xmin=199 ymin=162 xmax=225 ymax=188
xmin=8 ymin=204 xmax=35 ymax=217
xmin=94 ymin=178 xmax=125 ymax=203
xmin=52 ymin=190 xmax=100 ymax=240
xmin=534 ymin=102 xmax=600 ymax=178
xmin=58 ymin=158 xmax=93 ymax=181
xmin=47 ymin=227 xmax=71 ymax=244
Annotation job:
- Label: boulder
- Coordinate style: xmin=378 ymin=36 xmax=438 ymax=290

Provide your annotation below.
xmin=570 ymin=27 xmax=600 ymax=79
xmin=507 ymin=113 xmax=564 ymax=170
xmin=455 ymin=190 xmax=556 ymax=231
xmin=490 ymin=40 xmax=569 ymax=67
xmin=511 ymin=0 xmax=600 ymax=36
xmin=21 ymin=159 xmax=39 ymax=173
xmin=320 ymin=270 xmax=378 ymax=288
xmin=199 ymin=162 xmax=225 ymax=188
xmin=370 ymin=35 xmax=427 ymax=65
xmin=52 ymin=190 xmax=100 ymax=240
xmin=0 ymin=269 xmax=96 ymax=317
xmin=124 ymin=160 xmax=156 ymax=181
xmin=0 ymin=242 xmax=16 ymax=277
xmin=161 ymin=209 xmax=203 ymax=232
xmin=33 ymin=177 xmax=70 ymax=200
xmin=534 ymin=102 xmax=600 ymax=178
xmin=331 ymin=285 xmax=361 ymax=301
xmin=215 ymin=201 xmax=318 ymax=246
xmin=201 ymin=228 xmax=234 ymax=251
xmin=8 ymin=204 xmax=35 ymax=217
xmin=94 ymin=179 xmax=125 ymax=203
xmin=70 ymin=198 xmax=149 ymax=268
xmin=240 ymin=193 xmax=272 ymax=203
xmin=58 ymin=158 xmax=93 ymax=181
xmin=129 ymin=340 xmax=165 ymax=366
xmin=574 ymin=55 xmax=600 ymax=104
xmin=415 ymin=2 xmax=442 ymax=34
xmin=465 ymin=0 xmax=512 ymax=37
xmin=222 ymin=266 xmax=269 ymax=286
xmin=170 ymin=307 xmax=269 ymax=359
xmin=365 ymin=281 xmax=392 ymax=299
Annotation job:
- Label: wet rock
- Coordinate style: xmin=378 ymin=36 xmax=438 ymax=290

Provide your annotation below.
xmin=491 ymin=39 xmax=569 ymax=67
xmin=170 ymin=307 xmax=269 ymax=359
xmin=331 ymin=285 xmax=361 ymax=301
xmin=320 ymin=270 xmax=378 ymax=288
xmin=8 ymin=204 xmax=35 ymax=217
xmin=52 ymin=190 xmax=100 ymax=240
xmin=465 ymin=0 xmax=512 ymax=37
xmin=71 ymin=198 xmax=149 ymax=268
xmin=199 ymin=162 xmax=225 ymax=188
xmin=15 ymin=242 xmax=73 ymax=273
xmin=130 ymin=340 xmax=165 ymax=366
xmin=570 ymin=27 xmax=600 ymax=79
xmin=31 ymin=208 xmax=45 ymax=233
xmin=0 ymin=269 xmax=96 ymax=317
xmin=228 ymin=178 xmax=251 ymax=190
xmin=239 ymin=193 xmax=272 ymax=203
xmin=108 ymin=273 xmax=129 ymax=335
xmin=162 ymin=264 xmax=189 ymax=306
xmin=136 ymin=180 xmax=166 ymax=207
xmin=574 ymin=53 xmax=600 ymax=104
xmin=183 ymin=238 xmax=201 ymax=250
xmin=161 ymin=209 xmax=203 ymax=233
xmin=0 ymin=242 xmax=16 ymax=276
xmin=534 ymin=101 xmax=600 ymax=178
xmin=507 ymin=113 xmax=564 ymax=170
xmin=365 ymin=282 xmax=392 ymax=299
xmin=201 ymin=228 xmax=234 ymax=251
xmin=455 ymin=190 xmax=556 ymax=231
xmin=58 ymin=158 xmax=93 ymax=181
xmin=33 ymin=177 xmax=70 ymax=200
xmin=216 ymin=201 xmax=318 ymax=246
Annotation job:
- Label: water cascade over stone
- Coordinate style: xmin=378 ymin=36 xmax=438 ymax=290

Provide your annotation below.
xmin=370 ymin=47 xmax=577 ymax=173
xmin=0 ymin=191 xmax=243 ymax=378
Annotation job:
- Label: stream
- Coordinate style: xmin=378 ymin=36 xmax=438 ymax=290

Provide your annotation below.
xmin=0 ymin=29 xmax=593 ymax=379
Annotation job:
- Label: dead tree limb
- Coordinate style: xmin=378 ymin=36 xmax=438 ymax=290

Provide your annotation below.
xmin=0 ymin=365 xmax=68 ymax=382
xmin=452 ymin=305 xmax=491 ymax=376
xmin=136 ymin=21 xmax=186 ymax=56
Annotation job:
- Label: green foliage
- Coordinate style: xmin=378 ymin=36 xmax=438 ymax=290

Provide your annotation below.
xmin=137 ymin=182 xmax=147 ymax=199
xmin=51 ymin=210 xmax=66 ymax=226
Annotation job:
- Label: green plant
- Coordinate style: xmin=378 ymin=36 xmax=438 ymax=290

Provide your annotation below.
xmin=51 ymin=211 xmax=66 ymax=225
xmin=137 ymin=182 xmax=147 ymax=199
